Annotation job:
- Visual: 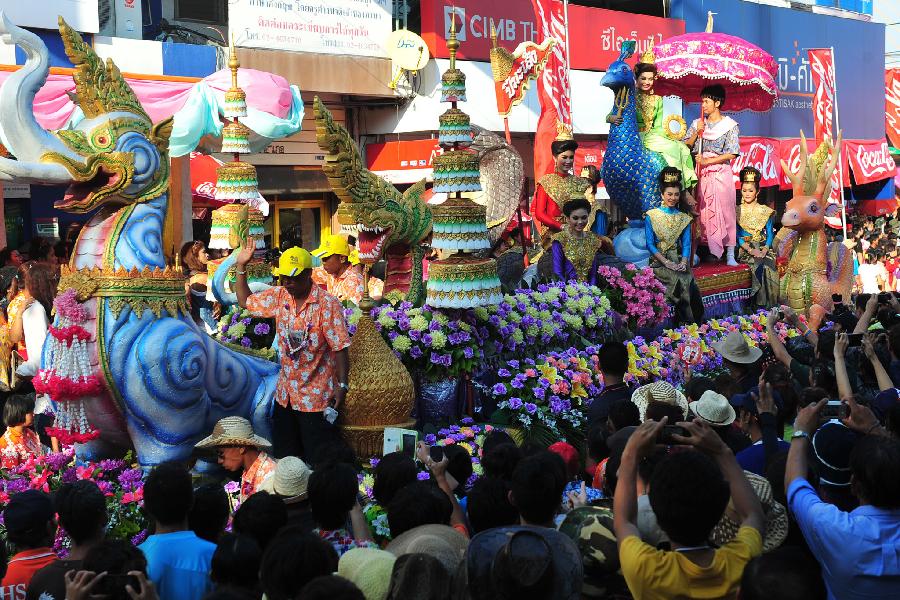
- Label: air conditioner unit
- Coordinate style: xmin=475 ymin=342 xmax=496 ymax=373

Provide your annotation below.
xmin=115 ymin=0 xmax=143 ymax=39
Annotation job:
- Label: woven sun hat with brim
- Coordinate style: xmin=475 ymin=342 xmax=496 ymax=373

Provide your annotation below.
xmin=195 ymin=416 xmax=271 ymax=450
xmin=258 ymin=456 xmax=312 ymax=503
xmin=464 ymin=526 xmax=583 ymax=600
xmin=710 ymin=471 xmax=788 ymax=552
xmin=631 ymin=381 xmax=689 ymax=422
xmin=385 ymin=524 xmax=468 ymax=574
xmin=811 ymin=421 xmax=860 ymax=487
xmin=338 ymin=547 xmax=397 ymax=600
xmin=691 ymin=390 xmax=737 ymax=427
xmin=712 ymin=330 xmax=763 ymax=364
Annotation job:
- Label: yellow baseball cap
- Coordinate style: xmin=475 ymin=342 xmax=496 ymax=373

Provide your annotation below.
xmin=311 ymin=234 xmax=351 ymax=259
xmin=273 ymin=247 xmax=316 ymax=277
xmin=348 ymin=249 xmax=360 ymax=266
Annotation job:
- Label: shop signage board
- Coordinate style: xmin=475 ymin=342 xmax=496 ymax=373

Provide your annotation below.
xmin=0 ymin=1 xmax=98 ymax=33
xmin=365 ymin=139 xmax=443 ymax=184
xmin=420 ymin=0 xmax=684 ymax=71
xmin=230 ymin=0 xmax=393 ymax=58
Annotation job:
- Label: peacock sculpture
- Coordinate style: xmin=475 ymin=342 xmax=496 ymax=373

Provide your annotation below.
xmin=600 ymin=40 xmax=667 ymax=267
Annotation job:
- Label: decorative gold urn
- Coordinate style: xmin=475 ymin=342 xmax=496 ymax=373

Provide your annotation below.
xmin=341 ymin=290 xmax=415 ymax=458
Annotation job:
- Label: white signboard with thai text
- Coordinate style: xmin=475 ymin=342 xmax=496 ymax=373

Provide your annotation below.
xmin=0 ymin=0 xmax=99 ymax=33
xmin=230 ymin=0 xmax=392 ymax=58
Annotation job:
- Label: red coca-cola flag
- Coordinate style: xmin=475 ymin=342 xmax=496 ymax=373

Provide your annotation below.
xmin=777 ymin=139 xmax=849 ymax=191
xmin=808 ymin=49 xmax=835 ymax=143
xmin=573 ymin=140 xmax=607 ymax=192
xmin=490 ymin=37 xmax=555 ymax=117
xmin=531 ymin=0 xmax=571 ymax=183
xmin=886 ymin=69 xmax=900 ymax=150
xmin=732 ymin=137 xmax=781 ymax=189
xmin=844 ymin=140 xmax=895 ymax=185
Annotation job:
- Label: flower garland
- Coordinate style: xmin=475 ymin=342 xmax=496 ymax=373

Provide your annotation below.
xmin=34 ymin=290 xmax=101 ymax=445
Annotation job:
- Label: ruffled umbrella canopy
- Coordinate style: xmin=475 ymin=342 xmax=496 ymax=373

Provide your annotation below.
xmin=652 ymin=12 xmax=777 ymax=112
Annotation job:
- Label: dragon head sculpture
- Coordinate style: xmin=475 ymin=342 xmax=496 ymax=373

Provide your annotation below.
xmin=0 ymin=15 xmax=172 ymax=214
xmin=313 ymin=96 xmax=431 ymax=264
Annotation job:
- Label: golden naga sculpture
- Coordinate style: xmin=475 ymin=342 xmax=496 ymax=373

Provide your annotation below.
xmin=775 ymin=132 xmax=852 ymax=330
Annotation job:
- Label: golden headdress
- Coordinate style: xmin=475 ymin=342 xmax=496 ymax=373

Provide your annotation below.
xmin=660 ymin=167 xmax=682 ymax=184
xmin=639 ymin=50 xmax=655 ymax=64
xmin=740 ymin=167 xmax=761 ymax=184
xmin=555 ymin=121 xmax=574 ymax=142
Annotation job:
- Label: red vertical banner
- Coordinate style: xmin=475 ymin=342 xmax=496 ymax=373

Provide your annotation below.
xmin=808 ymin=48 xmax=842 ymax=227
xmin=531 ymin=0 xmax=571 ymax=183
xmin=887 ymin=69 xmax=900 ymax=150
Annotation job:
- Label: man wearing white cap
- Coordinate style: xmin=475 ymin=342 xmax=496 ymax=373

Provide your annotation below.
xmin=196 ymin=416 xmax=276 ymax=502
xmin=235 ymin=242 xmax=350 ymax=463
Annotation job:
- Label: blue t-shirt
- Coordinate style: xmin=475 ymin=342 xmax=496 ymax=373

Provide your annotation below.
xmin=736 ymin=439 xmax=790 ymax=476
xmin=139 ymin=531 xmax=216 ymax=600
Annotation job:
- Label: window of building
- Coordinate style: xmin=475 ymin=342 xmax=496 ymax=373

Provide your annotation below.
xmin=175 ymin=0 xmax=227 ymax=24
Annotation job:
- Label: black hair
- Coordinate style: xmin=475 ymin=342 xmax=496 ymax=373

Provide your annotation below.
xmin=889 ymin=323 xmax=900 ymax=359
xmin=54 ymin=480 xmax=108 ymax=546
xmin=550 ymin=139 xmax=578 ymax=156
xmin=701 ymin=84 xmax=726 ymax=107
xmin=684 ymin=377 xmax=716 ymax=404
xmin=798 ymin=387 xmax=830 ymax=409
xmin=299 ymin=576 xmax=365 ymax=600
xmin=586 ymin=424 xmax=610 ymax=462
xmin=3 ymin=394 xmax=35 ymax=427
xmin=82 ymin=539 xmax=148 ymax=600
xmin=481 ymin=430 xmax=516 ymax=456
xmin=143 ymin=462 xmax=194 ymax=527
xmin=311 ymin=440 xmax=360 ymax=471
xmin=232 ymin=491 xmax=288 ymax=551
xmin=607 ymin=399 xmax=640 ymax=431
xmin=189 ymin=483 xmax=231 ymax=543
xmin=260 ymin=528 xmax=338 ymax=600
xmin=308 ymin=462 xmax=359 ymax=530
xmin=816 ymin=329 xmax=836 ymax=359
xmin=648 ymin=451 xmax=730 ymax=546
xmin=373 ymin=452 xmax=418 ymax=507
xmin=481 ymin=442 xmax=523 ymax=481
xmin=658 ymin=166 xmax=683 ymax=193
xmin=387 ymin=481 xmax=452 ymax=537
xmin=850 ymin=434 xmax=900 ymax=508
xmin=509 ymin=451 xmax=566 ymax=525
xmin=597 ymin=341 xmax=628 ymax=378
xmin=0 ymin=247 xmax=12 ymax=266
xmin=739 ymin=167 xmax=762 ymax=191
xmin=634 ymin=62 xmax=657 ymax=77
xmin=443 ymin=444 xmax=474 ymax=494
xmin=581 ymin=164 xmax=601 ymax=187
xmin=637 ymin=448 xmax=668 ymax=486
xmin=466 ymin=478 xmax=519 ymax=534
xmin=211 ymin=533 xmax=262 ymax=590
xmin=888 ymin=402 xmax=900 ymax=438
xmin=644 ymin=401 xmax=684 ymax=423
xmin=740 ymin=546 xmax=826 ymax=600
xmin=562 ymin=198 xmax=591 ymax=217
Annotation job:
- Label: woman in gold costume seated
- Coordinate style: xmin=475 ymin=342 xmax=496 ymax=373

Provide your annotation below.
xmin=551 ymin=198 xmax=613 ymax=284
xmin=736 ymin=167 xmax=778 ymax=307
xmin=645 ymin=167 xmax=703 ymax=324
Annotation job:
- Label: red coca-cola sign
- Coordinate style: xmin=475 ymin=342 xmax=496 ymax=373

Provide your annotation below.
xmin=732 ymin=137 xmax=781 ymax=189
xmin=574 ymin=141 xmax=607 ymax=189
xmin=845 ymin=140 xmax=895 ymax=185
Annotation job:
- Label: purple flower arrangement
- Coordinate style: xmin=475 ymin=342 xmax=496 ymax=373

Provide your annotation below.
xmin=215 ymin=306 xmax=276 ymax=360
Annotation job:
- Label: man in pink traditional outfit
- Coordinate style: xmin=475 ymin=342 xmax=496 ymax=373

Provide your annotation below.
xmin=684 ymin=84 xmax=740 ymax=266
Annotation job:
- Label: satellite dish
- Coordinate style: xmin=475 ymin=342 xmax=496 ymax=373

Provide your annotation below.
xmin=385 ymin=29 xmax=429 ymax=91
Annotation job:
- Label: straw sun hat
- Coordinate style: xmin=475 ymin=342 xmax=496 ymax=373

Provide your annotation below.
xmin=631 ymin=381 xmax=689 ymax=422
xmin=690 ymin=390 xmax=737 ymax=427
xmin=710 ymin=471 xmax=788 ymax=552
xmin=195 ymin=416 xmax=271 ymax=450
xmin=259 ymin=456 xmax=313 ymax=503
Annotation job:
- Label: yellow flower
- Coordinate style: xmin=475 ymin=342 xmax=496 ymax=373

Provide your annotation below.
xmin=430 ymin=331 xmax=447 ymax=349
xmin=540 ymin=364 xmax=558 ymax=382
xmin=571 ymin=382 xmax=587 ymax=398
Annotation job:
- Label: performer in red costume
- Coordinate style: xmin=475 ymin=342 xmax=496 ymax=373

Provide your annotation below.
xmin=531 ymin=133 xmax=591 ymax=249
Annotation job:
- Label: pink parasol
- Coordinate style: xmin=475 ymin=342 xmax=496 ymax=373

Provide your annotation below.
xmin=652 ymin=12 xmax=777 ymax=112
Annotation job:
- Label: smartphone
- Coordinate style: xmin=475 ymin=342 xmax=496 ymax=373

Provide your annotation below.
xmin=658 ymin=425 xmax=689 ymax=444
xmin=821 ymin=400 xmax=844 ymax=420
xmin=847 ymin=333 xmax=863 ymax=347
xmin=429 ymin=445 xmax=444 ymax=463
xmin=879 ymin=292 xmax=892 ymax=304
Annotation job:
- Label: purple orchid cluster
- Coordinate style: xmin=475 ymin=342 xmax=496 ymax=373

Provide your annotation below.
xmin=215 ymin=306 xmax=276 ymax=356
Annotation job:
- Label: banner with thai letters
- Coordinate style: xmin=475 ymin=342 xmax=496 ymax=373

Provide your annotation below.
xmin=491 ymin=38 xmax=555 ymax=117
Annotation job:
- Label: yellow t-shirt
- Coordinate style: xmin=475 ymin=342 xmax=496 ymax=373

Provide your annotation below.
xmin=619 ymin=526 xmax=763 ymax=600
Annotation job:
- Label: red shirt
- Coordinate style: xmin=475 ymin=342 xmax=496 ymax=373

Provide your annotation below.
xmin=1 ymin=548 xmax=57 ymax=599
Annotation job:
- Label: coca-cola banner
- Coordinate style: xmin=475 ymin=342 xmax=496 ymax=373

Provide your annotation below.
xmin=777 ymin=138 xmax=850 ymax=191
xmin=573 ymin=141 xmax=607 ymax=184
xmin=732 ymin=137 xmax=781 ymax=189
xmin=885 ymin=68 xmax=900 ymax=150
xmin=844 ymin=140 xmax=895 ymax=186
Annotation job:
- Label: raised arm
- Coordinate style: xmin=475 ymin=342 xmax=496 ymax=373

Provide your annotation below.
xmin=233 ymin=238 xmax=255 ymax=309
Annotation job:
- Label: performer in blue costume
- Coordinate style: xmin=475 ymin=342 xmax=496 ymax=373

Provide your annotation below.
xmin=645 ymin=167 xmax=704 ymax=324
xmin=736 ymin=167 xmax=778 ymax=307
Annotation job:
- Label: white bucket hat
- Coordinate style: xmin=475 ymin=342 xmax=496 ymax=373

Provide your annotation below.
xmin=690 ymin=390 xmax=737 ymax=426
xmin=259 ymin=456 xmax=313 ymax=503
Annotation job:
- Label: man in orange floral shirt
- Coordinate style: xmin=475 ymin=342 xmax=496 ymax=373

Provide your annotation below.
xmin=195 ymin=416 xmax=276 ymax=502
xmin=235 ymin=244 xmax=350 ymax=463
xmin=310 ymin=234 xmax=365 ymax=305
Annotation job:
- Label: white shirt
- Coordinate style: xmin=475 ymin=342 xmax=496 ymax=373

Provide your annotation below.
xmin=858 ymin=263 xmax=887 ymax=294
xmin=16 ymin=301 xmax=48 ymax=378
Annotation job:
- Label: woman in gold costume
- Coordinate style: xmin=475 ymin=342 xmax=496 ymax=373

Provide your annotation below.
xmin=645 ymin=167 xmax=703 ymax=324
xmin=551 ymin=198 xmax=612 ymax=284
xmin=532 ymin=137 xmax=592 ymax=248
xmin=736 ymin=167 xmax=778 ymax=307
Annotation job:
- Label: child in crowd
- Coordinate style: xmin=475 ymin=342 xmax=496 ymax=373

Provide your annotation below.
xmin=0 ymin=394 xmax=43 ymax=468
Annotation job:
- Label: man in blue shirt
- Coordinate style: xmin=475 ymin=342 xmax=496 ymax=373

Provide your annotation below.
xmin=733 ymin=382 xmax=789 ymax=476
xmin=139 ymin=463 xmax=216 ymax=600
xmin=785 ymin=398 xmax=900 ymax=599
